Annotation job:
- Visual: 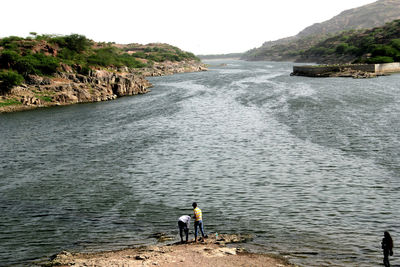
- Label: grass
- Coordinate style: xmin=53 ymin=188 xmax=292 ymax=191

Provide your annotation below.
xmin=35 ymin=95 xmax=53 ymax=102
xmin=0 ymin=98 xmax=21 ymax=107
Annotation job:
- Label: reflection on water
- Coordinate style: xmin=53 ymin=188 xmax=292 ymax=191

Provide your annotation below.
xmin=0 ymin=60 xmax=399 ymax=266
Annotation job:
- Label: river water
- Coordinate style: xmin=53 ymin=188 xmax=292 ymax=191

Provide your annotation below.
xmin=0 ymin=60 xmax=399 ymax=266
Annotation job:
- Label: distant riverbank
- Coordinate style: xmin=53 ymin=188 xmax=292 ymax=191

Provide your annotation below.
xmin=0 ymin=60 xmax=207 ymax=113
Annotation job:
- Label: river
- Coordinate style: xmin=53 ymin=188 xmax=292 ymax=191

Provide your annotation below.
xmin=0 ymin=60 xmax=399 ymax=266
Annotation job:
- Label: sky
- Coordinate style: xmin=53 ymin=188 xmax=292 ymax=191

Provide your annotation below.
xmin=1 ymin=0 xmax=377 ymax=55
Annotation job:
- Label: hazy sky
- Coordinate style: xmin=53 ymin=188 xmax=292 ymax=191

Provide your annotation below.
xmin=2 ymin=0 xmax=377 ymax=54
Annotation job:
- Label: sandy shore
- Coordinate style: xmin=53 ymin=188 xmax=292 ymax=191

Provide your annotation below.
xmin=45 ymin=234 xmax=296 ymax=267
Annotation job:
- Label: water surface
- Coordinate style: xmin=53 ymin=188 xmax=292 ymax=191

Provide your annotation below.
xmin=1 ymin=60 xmax=399 ymax=266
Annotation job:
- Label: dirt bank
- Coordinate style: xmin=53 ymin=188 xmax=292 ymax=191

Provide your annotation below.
xmin=44 ymin=234 xmax=296 ymax=267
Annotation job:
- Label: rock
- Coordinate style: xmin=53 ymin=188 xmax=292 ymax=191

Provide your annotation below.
xmin=26 ymin=75 xmax=43 ymax=85
xmin=219 ymin=248 xmax=236 ymax=255
xmin=41 ymin=78 xmax=52 ymax=85
xmin=61 ymin=63 xmax=74 ymax=73
xmin=135 ymin=255 xmax=146 ymax=260
xmin=217 ymin=233 xmax=253 ymax=244
xmin=150 ymin=232 xmax=174 ymax=242
xmin=21 ymin=96 xmax=41 ymax=106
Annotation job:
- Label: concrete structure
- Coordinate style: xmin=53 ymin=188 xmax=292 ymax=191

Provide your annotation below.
xmin=292 ymin=63 xmax=400 ymax=77
xmin=375 ymin=62 xmax=400 ymax=73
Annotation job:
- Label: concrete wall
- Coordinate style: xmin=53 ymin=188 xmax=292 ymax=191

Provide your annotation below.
xmin=375 ymin=62 xmax=400 ymax=73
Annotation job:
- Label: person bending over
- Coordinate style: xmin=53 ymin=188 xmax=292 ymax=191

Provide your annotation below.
xmin=178 ymin=215 xmax=191 ymax=243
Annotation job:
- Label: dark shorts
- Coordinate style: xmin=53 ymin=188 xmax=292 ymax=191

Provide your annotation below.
xmin=178 ymin=220 xmax=188 ymax=230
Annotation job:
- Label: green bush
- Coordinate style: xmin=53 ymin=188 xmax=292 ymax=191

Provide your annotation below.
xmin=0 ymin=34 xmax=197 ymax=77
xmin=335 ymin=43 xmax=349 ymax=54
xmin=366 ymin=56 xmax=395 ymax=64
xmin=118 ymin=54 xmax=146 ymax=68
xmin=0 ymin=69 xmax=24 ymax=93
xmin=390 ymin=39 xmax=400 ymax=51
xmin=0 ymin=36 xmax=23 ymax=50
xmin=32 ymin=53 xmax=59 ymax=74
xmin=371 ymin=45 xmax=398 ymax=57
xmin=87 ymin=47 xmax=146 ymax=68
xmin=87 ymin=47 xmax=118 ymax=66
xmin=0 ymin=50 xmax=20 ymax=68
xmin=51 ymin=34 xmax=92 ymax=52
xmin=309 ymin=47 xmax=334 ymax=56
xmin=131 ymin=51 xmax=147 ymax=59
xmin=0 ymin=49 xmax=59 ymax=76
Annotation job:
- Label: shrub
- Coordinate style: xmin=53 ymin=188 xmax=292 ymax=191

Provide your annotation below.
xmin=51 ymin=34 xmax=92 ymax=52
xmin=87 ymin=47 xmax=146 ymax=68
xmin=117 ymin=54 xmax=146 ymax=68
xmin=32 ymin=53 xmax=59 ymax=75
xmin=0 ymin=36 xmax=23 ymax=50
xmin=335 ymin=43 xmax=349 ymax=54
xmin=0 ymin=50 xmax=59 ymax=76
xmin=0 ymin=69 xmax=24 ymax=93
xmin=0 ymin=50 xmax=20 ymax=68
xmin=87 ymin=47 xmax=117 ymax=66
xmin=390 ymin=39 xmax=400 ymax=51
xmin=371 ymin=45 xmax=398 ymax=57
xmin=366 ymin=56 xmax=395 ymax=64
xmin=308 ymin=47 xmax=334 ymax=56
xmin=131 ymin=51 xmax=147 ymax=59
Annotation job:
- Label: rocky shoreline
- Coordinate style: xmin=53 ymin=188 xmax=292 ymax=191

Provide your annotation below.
xmin=290 ymin=63 xmax=400 ymax=79
xmin=0 ymin=60 xmax=207 ymax=113
xmin=291 ymin=67 xmax=382 ymax=78
xmin=42 ymin=234 xmax=295 ymax=267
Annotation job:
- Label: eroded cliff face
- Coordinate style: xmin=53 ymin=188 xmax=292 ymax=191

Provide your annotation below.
xmin=0 ymin=60 xmax=207 ymax=112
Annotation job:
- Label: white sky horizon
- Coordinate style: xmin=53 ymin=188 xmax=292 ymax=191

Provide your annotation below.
xmin=1 ymin=0 xmax=377 ymax=55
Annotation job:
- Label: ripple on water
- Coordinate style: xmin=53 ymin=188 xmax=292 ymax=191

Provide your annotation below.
xmin=0 ymin=61 xmax=399 ymax=266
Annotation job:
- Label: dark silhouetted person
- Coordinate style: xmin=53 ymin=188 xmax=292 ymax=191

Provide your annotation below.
xmin=192 ymin=202 xmax=206 ymax=242
xmin=178 ymin=215 xmax=191 ymax=243
xmin=382 ymin=231 xmax=394 ymax=267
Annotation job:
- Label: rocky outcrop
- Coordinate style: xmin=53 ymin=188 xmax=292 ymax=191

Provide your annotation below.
xmin=291 ymin=65 xmax=382 ymax=78
xmin=0 ymin=60 xmax=207 ymax=112
xmin=8 ymin=70 xmax=151 ymax=107
xmin=140 ymin=61 xmax=207 ymax=77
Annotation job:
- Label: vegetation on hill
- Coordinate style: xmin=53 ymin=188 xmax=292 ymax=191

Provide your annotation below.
xmin=242 ymin=34 xmax=330 ymax=61
xmin=197 ymin=53 xmax=243 ymax=60
xmin=241 ymin=0 xmax=400 ymax=62
xmin=300 ymin=19 xmax=400 ymax=64
xmin=0 ymin=34 xmax=199 ymax=94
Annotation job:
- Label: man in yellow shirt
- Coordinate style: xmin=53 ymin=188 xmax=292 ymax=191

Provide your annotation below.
xmin=192 ymin=202 xmax=206 ymax=242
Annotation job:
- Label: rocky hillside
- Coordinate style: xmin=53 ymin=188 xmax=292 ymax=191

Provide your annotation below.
xmin=241 ymin=0 xmax=400 ymax=61
xmin=298 ymin=0 xmax=400 ymax=36
xmin=0 ymin=34 xmax=206 ymax=112
xmin=299 ymin=19 xmax=400 ymax=64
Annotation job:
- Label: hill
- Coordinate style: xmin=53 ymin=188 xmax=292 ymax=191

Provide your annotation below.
xmin=241 ymin=0 xmax=400 ymax=61
xmin=299 ymin=19 xmax=400 ymax=64
xmin=197 ymin=53 xmax=243 ymax=60
xmin=0 ymin=34 xmax=204 ymax=112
